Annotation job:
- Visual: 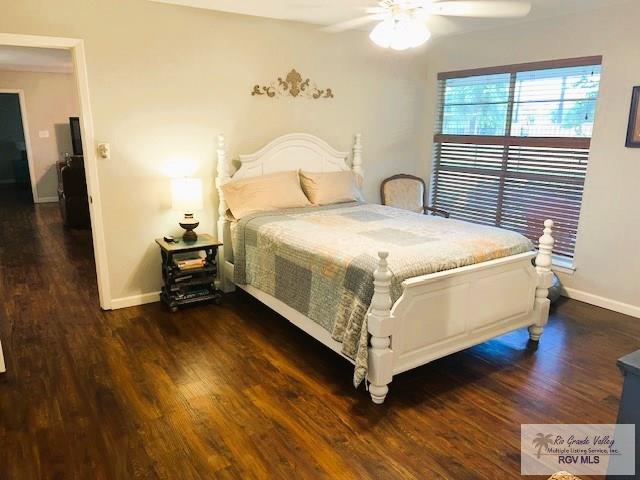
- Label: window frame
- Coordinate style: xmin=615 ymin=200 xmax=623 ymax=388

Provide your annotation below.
xmin=432 ymin=56 xmax=603 ymax=270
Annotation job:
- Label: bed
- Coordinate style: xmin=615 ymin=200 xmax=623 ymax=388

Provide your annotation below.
xmin=215 ymin=133 xmax=555 ymax=404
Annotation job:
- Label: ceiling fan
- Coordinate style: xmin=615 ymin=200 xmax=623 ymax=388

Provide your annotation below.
xmin=322 ymin=0 xmax=532 ymax=51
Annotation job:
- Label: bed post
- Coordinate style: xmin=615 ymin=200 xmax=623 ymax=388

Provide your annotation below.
xmin=367 ymin=251 xmax=394 ymax=404
xmin=215 ymin=134 xmax=234 ymax=292
xmin=352 ymin=133 xmax=364 ymax=178
xmin=529 ymin=219 xmax=555 ymax=341
xmin=215 ymin=133 xmax=229 ymax=244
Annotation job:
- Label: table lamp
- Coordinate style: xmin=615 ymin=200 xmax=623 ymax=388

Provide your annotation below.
xmin=171 ymin=177 xmax=203 ymax=242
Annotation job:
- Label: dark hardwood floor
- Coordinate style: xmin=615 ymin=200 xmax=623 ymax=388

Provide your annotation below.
xmin=1 ymin=185 xmax=638 ymax=479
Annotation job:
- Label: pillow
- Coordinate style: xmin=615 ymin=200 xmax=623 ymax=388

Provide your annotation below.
xmin=299 ymin=170 xmax=364 ymax=206
xmin=221 ymin=170 xmax=311 ymax=219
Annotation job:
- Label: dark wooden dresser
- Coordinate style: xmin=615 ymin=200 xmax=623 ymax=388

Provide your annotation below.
xmin=608 ymin=350 xmax=640 ymax=479
xmin=57 ymin=154 xmax=90 ymax=228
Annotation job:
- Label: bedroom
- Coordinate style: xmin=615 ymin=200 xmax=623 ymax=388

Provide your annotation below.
xmin=0 ymin=0 xmax=639 ymax=478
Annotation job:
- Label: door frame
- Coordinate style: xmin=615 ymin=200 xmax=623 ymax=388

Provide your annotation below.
xmin=0 ymin=89 xmax=38 ymax=203
xmin=0 ymin=33 xmax=111 ymax=309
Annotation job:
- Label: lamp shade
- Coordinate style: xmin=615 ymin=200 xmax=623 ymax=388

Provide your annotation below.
xmin=171 ymin=177 xmax=203 ymax=212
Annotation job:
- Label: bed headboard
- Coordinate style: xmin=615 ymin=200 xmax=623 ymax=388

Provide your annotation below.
xmin=235 ymin=133 xmax=361 ymax=180
xmin=215 ymin=132 xmax=362 ymax=289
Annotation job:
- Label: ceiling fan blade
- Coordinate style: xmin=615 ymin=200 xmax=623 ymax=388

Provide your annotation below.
xmin=423 ymin=14 xmax=460 ymax=35
xmin=321 ymin=14 xmax=384 ymax=33
xmin=425 ymin=1 xmax=531 ymax=18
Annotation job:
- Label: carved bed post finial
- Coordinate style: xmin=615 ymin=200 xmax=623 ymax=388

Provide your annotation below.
xmin=352 ymin=133 xmax=364 ymax=178
xmin=529 ymin=219 xmax=555 ymax=341
xmin=367 ymin=251 xmax=394 ymax=404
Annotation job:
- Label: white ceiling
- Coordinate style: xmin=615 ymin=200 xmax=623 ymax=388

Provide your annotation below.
xmin=0 ymin=46 xmax=73 ymax=74
xmin=149 ymin=0 xmax=628 ymax=37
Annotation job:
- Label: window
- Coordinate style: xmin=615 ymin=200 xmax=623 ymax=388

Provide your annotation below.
xmin=431 ymin=57 xmax=602 ymax=261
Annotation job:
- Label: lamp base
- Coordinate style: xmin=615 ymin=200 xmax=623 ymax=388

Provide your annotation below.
xmin=179 ymin=213 xmax=199 ymax=243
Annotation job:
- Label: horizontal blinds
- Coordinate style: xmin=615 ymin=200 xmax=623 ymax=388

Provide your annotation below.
xmin=437 ymin=65 xmax=601 ymax=139
xmin=432 ymin=57 xmax=601 ymax=260
xmin=437 ymin=56 xmax=603 ymax=80
xmin=431 ymin=142 xmax=589 ymax=258
xmin=433 ymin=134 xmax=590 ymax=149
xmin=511 ymin=65 xmax=601 ymax=138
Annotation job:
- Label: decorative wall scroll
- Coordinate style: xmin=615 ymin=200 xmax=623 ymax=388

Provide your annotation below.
xmin=251 ymin=69 xmax=334 ymax=99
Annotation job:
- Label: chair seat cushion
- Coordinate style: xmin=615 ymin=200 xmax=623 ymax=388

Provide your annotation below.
xmin=383 ymin=177 xmax=424 ymax=213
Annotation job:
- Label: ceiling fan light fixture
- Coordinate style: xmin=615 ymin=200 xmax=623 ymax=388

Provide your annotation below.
xmin=369 ymin=17 xmax=394 ymax=48
xmin=401 ymin=17 xmax=431 ymax=49
xmin=369 ymin=15 xmax=431 ymax=51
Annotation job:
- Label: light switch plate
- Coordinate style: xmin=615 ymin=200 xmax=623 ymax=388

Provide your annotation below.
xmin=97 ymin=143 xmax=110 ymax=159
xmin=38 ymin=130 xmax=49 ymax=138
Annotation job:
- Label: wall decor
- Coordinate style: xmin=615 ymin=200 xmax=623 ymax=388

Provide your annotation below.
xmin=251 ymin=69 xmax=334 ymax=99
xmin=626 ymin=86 xmax=640 ymax=148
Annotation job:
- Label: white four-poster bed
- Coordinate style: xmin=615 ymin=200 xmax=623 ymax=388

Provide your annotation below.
xmin=214 ymin=133 xmax=555 ymax=404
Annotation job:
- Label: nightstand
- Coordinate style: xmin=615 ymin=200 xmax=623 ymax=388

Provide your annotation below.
xmin=155 ymin=234 xmax=223 ymax=312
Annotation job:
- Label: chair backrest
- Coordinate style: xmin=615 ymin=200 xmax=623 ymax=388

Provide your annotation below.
xmin=380 ymin=174 xmax=426 ymax=213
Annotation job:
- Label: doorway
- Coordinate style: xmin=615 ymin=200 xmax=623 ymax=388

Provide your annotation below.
xmin=0 ymin=89 xmax=36 ymax=202
xmin=0 ymin=34 xmax=110 ymax=309
xmin=0 ymin=35 xmax=111 ymax=375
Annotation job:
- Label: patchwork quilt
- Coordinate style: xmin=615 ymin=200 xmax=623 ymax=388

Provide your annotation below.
xmin=233 ymin=202 xmax=533 ymax=387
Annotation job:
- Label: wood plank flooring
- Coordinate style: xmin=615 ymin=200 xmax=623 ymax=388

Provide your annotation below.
xmin=1 ymin=186 xmax=638 ymax=479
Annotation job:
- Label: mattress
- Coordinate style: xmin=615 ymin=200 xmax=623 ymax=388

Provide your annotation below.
xmin=231 ymin=202 xmax=533 ymax=386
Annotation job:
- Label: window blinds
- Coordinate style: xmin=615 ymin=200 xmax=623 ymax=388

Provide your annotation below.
xmin=431 ymin=57 xmax=602 ymax=260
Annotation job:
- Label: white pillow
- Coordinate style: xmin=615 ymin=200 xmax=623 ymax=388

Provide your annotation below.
xmin=299 ymin=170 xmax=364 ymax=205
xmin=221 ymin=170 xmax=311 ymax=219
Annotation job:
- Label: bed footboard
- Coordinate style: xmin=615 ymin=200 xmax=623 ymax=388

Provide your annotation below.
xmin=366 ymin=220 xmax=555 ymax=404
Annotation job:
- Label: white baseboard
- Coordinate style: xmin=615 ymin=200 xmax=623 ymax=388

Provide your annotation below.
xmin=562 ymin=287 xmax=640 ymax=319
xmin=108 ymin=287 xmax=640 ymax=319
xmin=35 ymin=196 xmax=58 ymax=203
xmin=110 ymin=291 xmax=160 ymax=310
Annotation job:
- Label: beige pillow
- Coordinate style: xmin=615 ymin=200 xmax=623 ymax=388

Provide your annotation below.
xmin=222 ymin=170 xmax=311 ymax=219
xmin=299 ymin=170 xmax=364 ymax=205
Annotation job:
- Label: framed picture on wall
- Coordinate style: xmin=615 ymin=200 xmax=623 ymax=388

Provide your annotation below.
xmin=625 ymin=86 xmax=640 ymax=148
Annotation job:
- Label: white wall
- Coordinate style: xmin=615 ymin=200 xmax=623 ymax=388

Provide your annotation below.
xmin=423 ymin=0 xmax=640 ymax=316
xmin=0 ymin=0 xmax=429 ymax=304
xmin=0 ymin=70 xmax=80 ymax=199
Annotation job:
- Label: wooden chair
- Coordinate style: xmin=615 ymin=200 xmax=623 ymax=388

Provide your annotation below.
xmin=380 ymin=174 xmax=449 ymax=218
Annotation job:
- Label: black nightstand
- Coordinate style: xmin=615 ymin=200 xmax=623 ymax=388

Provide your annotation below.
xmin=155 ymin=234 xmax=223 ymax=312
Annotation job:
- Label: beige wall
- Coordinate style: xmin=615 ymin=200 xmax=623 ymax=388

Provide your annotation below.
xmin=0 ymin=0 xmax=429 ymax=303
xmin=423 ymin=1 xmax=640 ymax=313
xmin=6 ymin=0 xmax=634 ymax=313
xmin=0 ymin=70 xmax=80 ymax=199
